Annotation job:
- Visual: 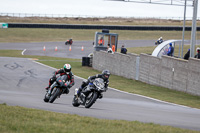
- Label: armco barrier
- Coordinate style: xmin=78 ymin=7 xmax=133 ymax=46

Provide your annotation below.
xmin=8 ymin=23 xmax=200 ymax=31
xmin=93 ymin=51 xmax=200 ymax=96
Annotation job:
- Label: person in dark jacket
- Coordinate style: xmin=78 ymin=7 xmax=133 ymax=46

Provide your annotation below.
xmin=194 ymin=47 xmax=200 ymax=59
xmin=184 ymin=49 xmax=190 ymax=60
xmin=77 ymin=70 xmax=110 ymax=98
xmin=45 ymin=64 xmax=75 ymax=92
xmin=121 ymin=45 xmax=127 ymax=54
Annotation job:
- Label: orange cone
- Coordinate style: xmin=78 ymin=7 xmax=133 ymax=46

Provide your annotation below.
xmin=55 ymin=46 xmax=58 ymax=51
xmin=81 ymin=46 xmax=84 ymax=51
xmin=69 ymin=46 xmax=71 ymax=51
xmin=43 ymin=46 xmax=46 ymax=51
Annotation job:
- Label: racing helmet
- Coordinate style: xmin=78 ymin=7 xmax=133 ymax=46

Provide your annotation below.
xmin=63 ymin=64 xmax=71 ymax=74
xmin=196 ymin=47 xmax=200 ymax=52
xmin=102 ymin=70 xmax=110 ymax=80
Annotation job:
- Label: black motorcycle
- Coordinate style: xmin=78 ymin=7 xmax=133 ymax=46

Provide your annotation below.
xmin=44 ymin=75 xmax=70 ymax=103
xmin=65 ymin=39 xmax=73 ymax=45
xmin=72 ymin=78 xmax=106 ymax=108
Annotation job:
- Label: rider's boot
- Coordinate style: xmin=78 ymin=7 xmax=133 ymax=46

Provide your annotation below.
xmin=77 ymin=87 xmax=82 ymax=97
xmin=99 ymin=93 xmax=103 ymax=99
xmin=45 ymin=87 xmax=49 ymax=91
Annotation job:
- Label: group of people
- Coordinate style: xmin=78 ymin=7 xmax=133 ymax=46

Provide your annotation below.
xmin=167 ymin=43 xmax=200 ymax=60
xmin=184 ymin=47 xmax=200 ymax=60
xmin=107 ymin=44 xmax=116 ymax=54
xmin=99 ymin=36 xmax=200 ymax=60
xmin=98 ymin=37 xmax=127 ymax=54
xmin=46 ymin=64 xmax=110 ymax=98
xmin=106 ymin=44 xmax=127 ymax=54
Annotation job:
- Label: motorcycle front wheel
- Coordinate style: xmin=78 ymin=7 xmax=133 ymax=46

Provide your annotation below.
xmin=49 ymin=88 xmax=61 ymax=103
xmin=85 ymin=92 xmax=97 ymax=108
xmin=72 ymin=96 xmax=80 ymax=107
xmin=43 ymin=92 xmax=50 ymax=102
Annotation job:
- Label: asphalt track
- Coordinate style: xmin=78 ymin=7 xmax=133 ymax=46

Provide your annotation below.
xmin=1 ymin=41 xmax=200 ymax=131
xmin=0 ymin=40 xmax=158 ymax=59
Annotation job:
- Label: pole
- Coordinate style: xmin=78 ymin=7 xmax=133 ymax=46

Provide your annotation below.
xmin=181 ymin=0 xmax=187 ymax=58
xmin=190 ymin=0 xmax=198 ymax=58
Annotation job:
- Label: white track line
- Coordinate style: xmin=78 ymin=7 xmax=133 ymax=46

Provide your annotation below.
xmin=21 ymin=49 xmax=26 ymax=55
xmin=32 ymin=60 xmax=197 ymax=109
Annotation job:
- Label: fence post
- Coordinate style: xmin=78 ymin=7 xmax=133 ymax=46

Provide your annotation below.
xmin=135 ymin=56 xmax=140 ymax=80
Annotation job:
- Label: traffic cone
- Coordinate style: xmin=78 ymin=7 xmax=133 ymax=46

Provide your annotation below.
xmin=43 ymin=46 xmax=46 ymax=51
xmin=81 ymin=46 xmax=84 ymax=51
xmin=55 ymin=46 xmax=58 ymax=51
xmin=69 ymin=46 xmax=71 ymax=51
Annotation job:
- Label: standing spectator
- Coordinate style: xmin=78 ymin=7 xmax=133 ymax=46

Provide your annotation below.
xmin=167 ymin=43 xmax=174 ymax=56
xmin=121 ymin=45 xmax=127 ymax=54
xmin=184 ymin=49 xmax=190 ymax=60
xmin=194 ymin=47 xmax=200 ymax=59
xmin=107 ymin=45 xmax=113 ymax=54
xmin=98 ymin=37 xmax=104 ymax=46
xmin=112 ymin=43 xmax=115 ymax=52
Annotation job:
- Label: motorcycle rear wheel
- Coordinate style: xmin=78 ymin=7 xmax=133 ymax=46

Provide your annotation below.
xmin=85 ymin=92 xmax=97 ymax=108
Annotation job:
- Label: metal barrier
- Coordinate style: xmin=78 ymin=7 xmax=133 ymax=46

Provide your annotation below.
xmin=7 ymin=23 xmax=200 ymax=31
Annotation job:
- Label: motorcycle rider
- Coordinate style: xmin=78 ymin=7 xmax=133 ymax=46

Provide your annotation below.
xmin=45 ymin=64 xmax=75 ymax=94
xmin=155 ymin=37 xmax=163 ymax=45
xmin=77 ymin=70 xmax=110 ymax=99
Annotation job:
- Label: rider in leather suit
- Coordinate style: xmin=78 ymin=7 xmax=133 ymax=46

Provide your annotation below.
xmin=77 ymin=70 xmax=110 ymax=98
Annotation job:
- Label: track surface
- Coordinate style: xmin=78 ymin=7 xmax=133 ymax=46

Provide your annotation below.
xmin=1 ymin=40 xmax=200 ymax=131
xmin=0 ymin=40 xmax=160 ymax=59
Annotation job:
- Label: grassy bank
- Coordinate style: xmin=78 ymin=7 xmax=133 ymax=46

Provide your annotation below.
xmin=1 ymin=104 xmax=199 ymax=133
xmin=0 ymin=28 xmax=200 ymax=43
xmin=1 ymin=16 xmax=200 ymax=26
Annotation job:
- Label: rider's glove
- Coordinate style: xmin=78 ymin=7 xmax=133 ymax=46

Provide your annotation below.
xmin=66 ymin=81 xmax=70 ymax=87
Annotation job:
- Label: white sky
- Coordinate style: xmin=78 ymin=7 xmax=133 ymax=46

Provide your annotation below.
xmin=0 ymin=0 xmax=199 ymax=19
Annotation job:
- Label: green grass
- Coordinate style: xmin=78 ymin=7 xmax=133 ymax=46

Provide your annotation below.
xmin=1 ymin=104 xmax=199 ymax=133
xmin=1 ymin=28 xmax=200 ymax=43
xmin=1 ymin=49 xmax=200 ymax=109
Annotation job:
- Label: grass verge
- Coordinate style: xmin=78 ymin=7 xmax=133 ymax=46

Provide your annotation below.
xmin=1 ymin=28 xmax=200 ymax=43
xmin=1 ymin=16 xmax=200 ymax=26
xmin=0 ymin=104 xmax=199 ymax=133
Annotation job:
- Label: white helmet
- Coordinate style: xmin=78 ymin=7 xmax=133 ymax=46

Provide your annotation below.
xmin=63 ymin=64 xmax=71 ymax=74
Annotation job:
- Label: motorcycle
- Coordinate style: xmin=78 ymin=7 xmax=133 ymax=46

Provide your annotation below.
xmin=65 ymin=39 xmax=73 ymax=45
xmin=44 ymin=75 xmax=70 ymax=103
xmin=72 ymin=78 xmax=106 ymax=108
xmin=155 ymin=39 xmax=163 ymax=45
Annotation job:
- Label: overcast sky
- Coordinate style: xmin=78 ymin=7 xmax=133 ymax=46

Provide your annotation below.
xmin=0 ymin=0 xmax=199 ymax=19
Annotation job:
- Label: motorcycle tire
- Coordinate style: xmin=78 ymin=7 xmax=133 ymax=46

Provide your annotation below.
xmin=49 ymin=88 xmax=61 ymax=103
xmin=72 ymin=96 xmax=80 ymax=107
xmin=85 ymin=92 xmax=97 ymax=108
xmin=43 ymin=92 xmax=49 ymax=102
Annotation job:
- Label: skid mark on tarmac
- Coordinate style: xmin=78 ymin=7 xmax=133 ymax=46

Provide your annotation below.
xmin=4 ymin=62 xmax=23 ymax=70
